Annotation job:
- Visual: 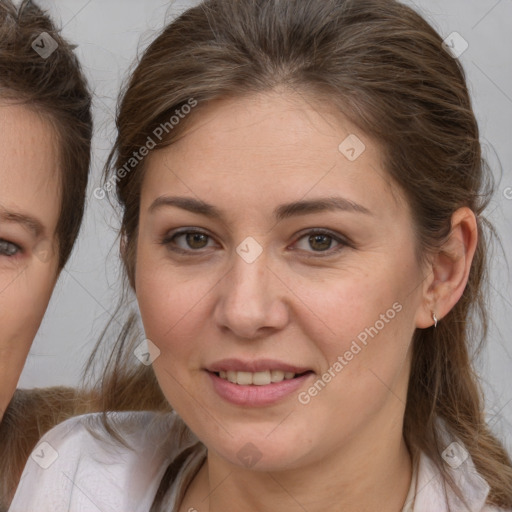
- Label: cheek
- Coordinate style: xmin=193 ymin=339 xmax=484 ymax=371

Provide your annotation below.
xmin=135 ymin=254 xmax=211 ymax=358
xmin=135 ymin=264 xmax=212 ymax=411
xmin=0 ymin=267 xmax=55 ymax=351
xmin=293 ymin=259 xmax=419 ymax=399
xmin=299 ymin=274 xmax=418 ymax=417
xmin=0 ymin=271 xmax=55 ymax=416
xmin=289 ymin=264 xmax=411 ymax=348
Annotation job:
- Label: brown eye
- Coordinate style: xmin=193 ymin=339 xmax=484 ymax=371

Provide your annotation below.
xmin=184 ymin=232 xmax=209 ymax=249
xmin=162 ymin=229 xmax=215 ymax=253
xmin=308 ymin=233 xmax=333 ymax=251
xmin=293 ymin=229 xmax=348 ymax=257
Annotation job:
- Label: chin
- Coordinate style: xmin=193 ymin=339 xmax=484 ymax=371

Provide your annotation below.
xmin=199 ymin=426 xmax=312 ymax=472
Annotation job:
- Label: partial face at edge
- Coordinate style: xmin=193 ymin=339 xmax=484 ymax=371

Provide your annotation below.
xmin=135 ymin=91 xmax=430 ymax=470
xmin=0 ymin=102 xmax=61 ymax=418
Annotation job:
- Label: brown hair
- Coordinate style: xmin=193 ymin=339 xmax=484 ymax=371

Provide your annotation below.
xmin=90 ymin=0 xmax=512 ymax=508
xmin=0 ymin=0 xmax=92 ymax=269
xmin=0 ymin=0 xmax=92 ymax=508
xmin=0 ymin=387 xmax=97 ymax=510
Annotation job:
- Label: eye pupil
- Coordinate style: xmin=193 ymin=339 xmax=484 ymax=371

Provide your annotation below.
xmin=186 ymin=233 xmax=208 ymax=249
xmin=309 ymin=234 xmax=331 ymax=251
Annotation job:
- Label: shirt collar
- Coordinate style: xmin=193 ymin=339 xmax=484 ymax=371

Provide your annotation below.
xmin=410 ymin=418 xmax=491 ymax=512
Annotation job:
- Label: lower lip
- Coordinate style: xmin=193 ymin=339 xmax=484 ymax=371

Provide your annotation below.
xmin=207 ymin=371 xmax=313 ymax=407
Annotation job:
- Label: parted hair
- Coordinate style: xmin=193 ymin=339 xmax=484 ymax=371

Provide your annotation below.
xmin=88 ymin=0 xmax=511 ymax=509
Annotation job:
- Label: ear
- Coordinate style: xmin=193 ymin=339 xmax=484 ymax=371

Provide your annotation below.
xmin=415 ymin=207 xmax=478 ymax=328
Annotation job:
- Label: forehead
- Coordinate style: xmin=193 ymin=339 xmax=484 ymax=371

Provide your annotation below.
xmin=0 ymin=101 xmax=61 ymax=234
xmin=141 ymin=91 xmax=408 ymax=221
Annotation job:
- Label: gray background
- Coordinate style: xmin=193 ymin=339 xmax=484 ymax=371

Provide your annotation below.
xmin=17 ymin=0 xmax=512 ymax=451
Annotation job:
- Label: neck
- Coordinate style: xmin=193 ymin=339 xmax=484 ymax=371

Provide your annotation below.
xmin=185 ymin=416 xmax=413 ymax=512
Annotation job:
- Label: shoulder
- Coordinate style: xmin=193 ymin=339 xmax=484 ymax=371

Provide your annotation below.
xmin=19 ymin=409 xmax=181 ymax=463
xmin=412 ymin=420 xmax=512 ymax=512
xmin=414 ymin=452 xmax=511 ymax=512
xmin=0 ymin=387 xmax=85 ymax=511
xmin=9 ymin=410 xmax=194 ymax=512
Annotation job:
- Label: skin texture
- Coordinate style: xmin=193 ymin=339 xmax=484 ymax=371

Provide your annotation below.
xmin=135 ymin=91 xmax=478 ymax=512
xmin=0 ymin=102 xmax=60 ymax=420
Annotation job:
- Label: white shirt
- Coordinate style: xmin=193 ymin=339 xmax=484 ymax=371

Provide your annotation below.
xmin=8 ymin=411 xmax=511 ymax=512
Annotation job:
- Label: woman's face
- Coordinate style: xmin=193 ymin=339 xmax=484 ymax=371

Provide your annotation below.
xmin=136 ymin=91 xmax=430 ymax=470
xmin=0 ymin=102 xmax=60 ymax=418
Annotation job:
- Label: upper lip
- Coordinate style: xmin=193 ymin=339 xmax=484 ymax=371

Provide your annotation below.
xmin=206 ymin=358 xmax=312 ymax=374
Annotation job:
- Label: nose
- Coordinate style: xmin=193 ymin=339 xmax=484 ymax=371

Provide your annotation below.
xmin=213 ymin=248 xmax=289 ymax=340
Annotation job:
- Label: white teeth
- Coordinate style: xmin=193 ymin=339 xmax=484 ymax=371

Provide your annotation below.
xmin=270 ymin=370 xmax=285 ymax=382
xmin=236 ymin=371 xmax=253 ymax=385
xmin=252 ymin=371 xmax=271 ymax=386
xmin=217 ymin=369 xmax=298 ymax=385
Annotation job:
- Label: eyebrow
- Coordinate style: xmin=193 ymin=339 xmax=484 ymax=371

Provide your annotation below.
xmin=0 ymin=208 xmax=45 ymax=237
xmin=149 ymin=195 xmax=372 ymax=221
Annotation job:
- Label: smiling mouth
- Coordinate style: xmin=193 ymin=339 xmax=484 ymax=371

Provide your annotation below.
xmin=211 ymin=369 xmax=313 ymax=386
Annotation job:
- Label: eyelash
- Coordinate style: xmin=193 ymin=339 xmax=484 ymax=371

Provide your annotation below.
xmin=0 ymin=239 xmax=22 ymax=257
xmin=160 ymin=228 xmax=351 ymax=258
